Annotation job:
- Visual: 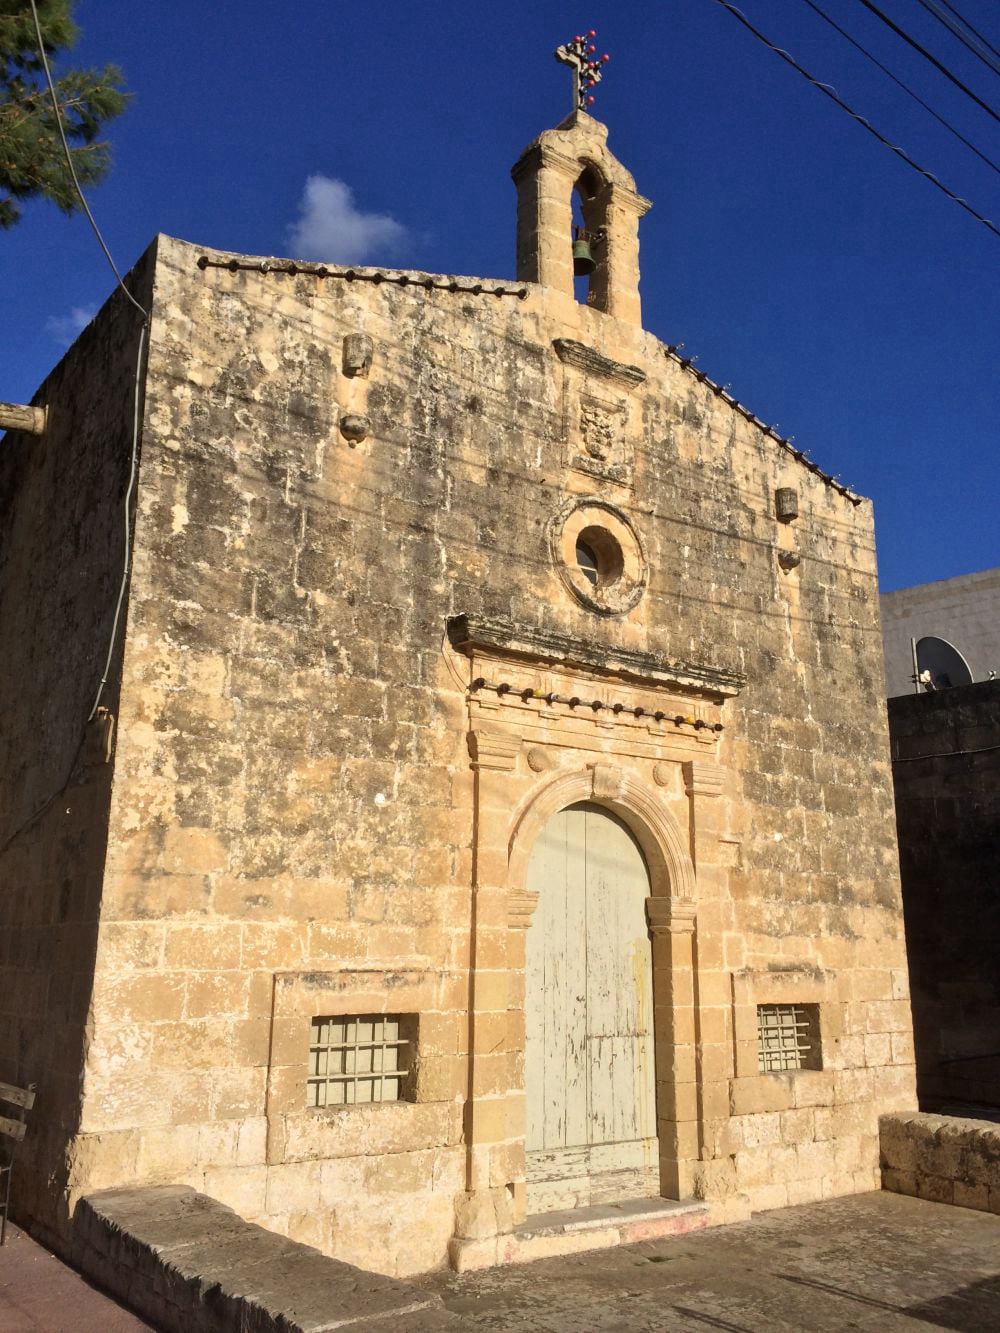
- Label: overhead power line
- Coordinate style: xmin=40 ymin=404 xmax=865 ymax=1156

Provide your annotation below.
xmin=29 ymin=4 xmax=148 ymax=319
xmin=936 ymin=0 xmax=1000 ymax=62
xmin=800 ymin=0 xmax=1000 ymax=176
xmin=853 ymin=0 xmax=1000 ymax=122
xmin=914 ymin=0 xmax=1000 ymax=77
xmin=710 ymin=0 xmax=1000 ymax=239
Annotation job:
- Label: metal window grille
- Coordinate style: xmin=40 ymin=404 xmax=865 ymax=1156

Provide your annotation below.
xmin=757 ymin=1004 xmax=819 ymax=1073
xmin=308 ymin=1015 xmax=411 ymax=1107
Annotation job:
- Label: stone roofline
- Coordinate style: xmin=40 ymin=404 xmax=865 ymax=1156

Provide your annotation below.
xmin=185 ymin=240 xmax=863 ymax=507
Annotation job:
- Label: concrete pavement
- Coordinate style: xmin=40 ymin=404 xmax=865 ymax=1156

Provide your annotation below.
xmin=0 ymin=1222 xmax=151 ymax=1332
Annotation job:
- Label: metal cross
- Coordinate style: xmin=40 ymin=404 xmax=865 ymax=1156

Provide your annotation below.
xmin=554 ymin=30 xmax=610 ymax=113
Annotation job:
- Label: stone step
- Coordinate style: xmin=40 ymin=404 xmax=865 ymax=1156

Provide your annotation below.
xmin=450 ymin=1196 xmax=710 ymax=1271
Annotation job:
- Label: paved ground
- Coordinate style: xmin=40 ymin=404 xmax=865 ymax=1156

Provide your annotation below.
xmin=0 ymin=1222 xmax=152 ymax=1332
xmin=0 ymin=1193 xmax=997 ymax=1331
xmin=414 ymin=1193 xmax=1000 ymax=1332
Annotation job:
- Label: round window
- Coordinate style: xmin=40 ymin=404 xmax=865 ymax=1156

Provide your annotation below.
xmin=576 ymin=538 xmax=600 ymax=586
xmin=575 ymin=526 xmax=624 ymax=590
xmin=551 ymin=499 xmax=648 ymax=615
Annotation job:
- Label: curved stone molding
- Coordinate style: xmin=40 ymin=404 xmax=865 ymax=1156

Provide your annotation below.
xmin=506 ymin=764 xmax=696 ymax=903
xmin=549 ymin=495 xmax=648 ymax=617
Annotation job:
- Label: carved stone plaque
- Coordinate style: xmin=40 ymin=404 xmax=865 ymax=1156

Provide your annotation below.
xmin=569 ymin=390 xmax=632 ymax=484
xmin=553 ymin=338 xmax=643 ymax=489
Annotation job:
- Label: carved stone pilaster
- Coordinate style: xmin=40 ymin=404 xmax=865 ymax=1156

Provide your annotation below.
xmin=683 ymin=760 xmax=724 ymax=798
xmin=646 ymin=896 xmax=697 ymax=935
xmin=468 ymin=729 xmax=520 ymax=772
xmin=508 ymin=888 xmax=540 ymax=929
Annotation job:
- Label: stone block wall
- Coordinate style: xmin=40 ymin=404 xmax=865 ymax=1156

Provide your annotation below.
xmin=0 ymin=264 xmax=153 ymax=1244
xmin=880 ymin=1111 xmax=1000 ymax=1214
xmin=2 ymin=222 xmax=916 ymax=1274
xmin=889 ymin=681 xmax=1000 ymax=1114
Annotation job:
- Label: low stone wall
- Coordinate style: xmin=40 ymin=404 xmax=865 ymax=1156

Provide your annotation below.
xmin=880 ymin=1112 xmax=1000 ymax=1214
xmin=72 ymin=1184 xmax=454 ymax=1331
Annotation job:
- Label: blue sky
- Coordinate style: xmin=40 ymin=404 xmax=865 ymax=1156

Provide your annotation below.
xmin=3 ymin=0 xmax=998 ymax=591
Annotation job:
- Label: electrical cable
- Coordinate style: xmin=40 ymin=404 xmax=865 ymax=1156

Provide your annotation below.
xmin=710 ymin=0 xmax=1000 ymax=238
xmin=913 ymin=0 xmax=1000 ymax=78
xmin=84 ymin=321 xmax=146 ymax=723
xmin=29 ymin=1 xmax=149 ymax=319
xmin=892 ymin=741 xmax=1000 ymax=761
xmin=936 ymin=0 xmax=1000 ymax=62
xmin=853 ymin=0 xmax=1000 ymax=122
xmin=800 ymin=0 xmax=1000 ymax=176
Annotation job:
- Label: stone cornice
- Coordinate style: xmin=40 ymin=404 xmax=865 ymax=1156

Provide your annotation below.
xmin=552 ymin=339 xmax=646 ymax=389
xmin=448 ymin=614 xmax=744 ymax=700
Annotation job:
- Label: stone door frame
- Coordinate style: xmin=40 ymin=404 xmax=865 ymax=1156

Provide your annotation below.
xmin=445 ymin=615 xmax=742 ymax=1270
xmin=508 ymin=765 xmax=699 ymax=1211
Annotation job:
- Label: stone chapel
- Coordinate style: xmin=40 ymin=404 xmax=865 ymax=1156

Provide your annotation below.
xmin=0 ymin=105 xmax=917 ymax=1276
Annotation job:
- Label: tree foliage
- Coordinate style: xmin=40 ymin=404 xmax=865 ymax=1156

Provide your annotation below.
xmin=0 ymin=0 xmax=128 ymax=228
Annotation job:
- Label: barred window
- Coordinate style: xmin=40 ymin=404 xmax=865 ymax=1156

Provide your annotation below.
xmin=757 ymin=1004 xmax=821 ymax=1073
xmin=308 ymin=1014 xmax=414 ymax=1107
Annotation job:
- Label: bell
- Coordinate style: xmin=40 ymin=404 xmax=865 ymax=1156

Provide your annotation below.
xmin=572 ymin=234 xmax=596 ymax=276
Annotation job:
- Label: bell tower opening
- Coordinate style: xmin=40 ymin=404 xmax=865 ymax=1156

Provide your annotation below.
xmin=572 ymin=164 xmax=610 ymax=309
xmin=511 ymin=117 xmax=651 ymax=327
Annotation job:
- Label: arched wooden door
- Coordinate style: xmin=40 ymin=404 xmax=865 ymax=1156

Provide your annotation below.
xmin=524 ymin=801 xmax=658 ymax=1213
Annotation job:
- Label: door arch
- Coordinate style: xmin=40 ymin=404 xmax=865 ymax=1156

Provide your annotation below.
xmin=524 ymin=801 xmax=658 ymax=1212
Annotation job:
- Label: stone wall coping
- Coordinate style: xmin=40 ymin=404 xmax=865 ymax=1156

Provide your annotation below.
xmin=661 ymin=345 xmax=863 ymax=506
xmin=879 ymin=1111 xmax=1000 ymax=1218
xmin=73 ymin=1185 xmax=452 ymax=1331
xmin=447 ymin=614 xmax=745 ymax=699
xmin=194 ymin=247 xmax=527 ymax=300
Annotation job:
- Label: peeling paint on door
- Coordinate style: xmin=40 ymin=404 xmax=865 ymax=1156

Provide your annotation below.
xmin=525 ymin=802 xmax=658 ymax=1212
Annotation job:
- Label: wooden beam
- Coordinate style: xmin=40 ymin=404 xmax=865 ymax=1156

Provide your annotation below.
xmin=0 ymin=1115 xmax=26 ymax=1142
xmin=0 ymin=402 xmax=46 ymax=435
xmin=0 ymin=1081 xmax=35 ymax=1110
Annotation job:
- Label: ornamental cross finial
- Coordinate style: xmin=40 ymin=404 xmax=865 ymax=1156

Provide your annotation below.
xmin=555 ymin=30 xmax=610 ymax=113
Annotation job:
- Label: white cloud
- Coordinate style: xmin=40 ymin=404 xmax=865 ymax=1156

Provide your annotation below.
xmin=286 ymin=175 xmax=407 ymax=265
xmin=45 ymin=304 xmax=97 ymax=347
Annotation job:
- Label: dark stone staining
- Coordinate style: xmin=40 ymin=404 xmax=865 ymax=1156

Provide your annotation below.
xmin=889 ymin=681 xmax=1000 ymax=1113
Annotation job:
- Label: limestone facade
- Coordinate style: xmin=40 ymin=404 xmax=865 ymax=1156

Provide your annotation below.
xmin=0 ymin=112 xmax=916 ymax=1276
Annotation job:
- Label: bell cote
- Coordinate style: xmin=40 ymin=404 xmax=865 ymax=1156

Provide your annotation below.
xmin=511 ymin=111 xmax=652 ymax=328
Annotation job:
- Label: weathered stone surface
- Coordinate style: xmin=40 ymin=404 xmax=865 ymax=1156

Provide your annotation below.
xmin=880 ymin=1111 xmax=1000 ymax=1215
xmin=1 ymin=106 xmax=916 ymax=1278
xmin=420 ymin=1193 xmax=1000 ymax=1330
xmin=73 ymin=1185 xmax=451 ymax=1331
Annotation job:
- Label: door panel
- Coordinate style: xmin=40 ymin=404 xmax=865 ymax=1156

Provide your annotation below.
xmin=525 ymin=802 xmax=658 ymax=1212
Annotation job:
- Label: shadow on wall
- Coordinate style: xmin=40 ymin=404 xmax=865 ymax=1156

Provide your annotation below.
xmin=888 ymin=679 xmax=1000 ymax=1117
xmin=0 ymin=268 xmax=152 ymax=1247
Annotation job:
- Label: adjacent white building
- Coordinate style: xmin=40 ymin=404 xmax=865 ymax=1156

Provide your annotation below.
xmin=881 ymin=568 xmax=1000 ymax=698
